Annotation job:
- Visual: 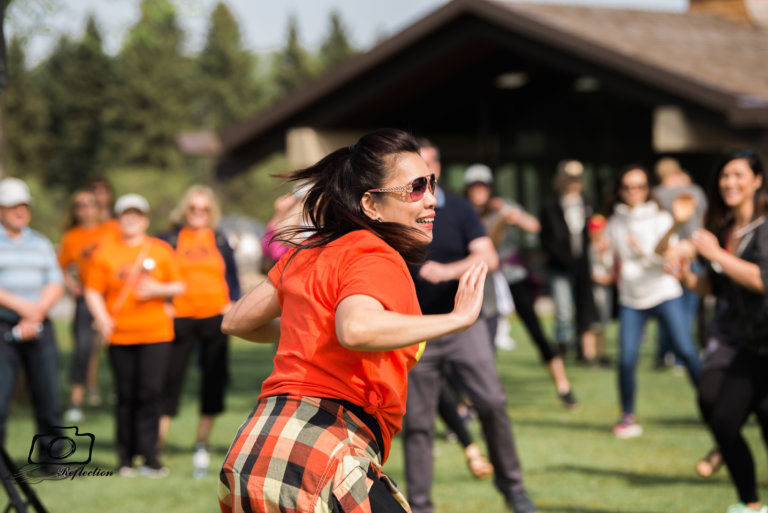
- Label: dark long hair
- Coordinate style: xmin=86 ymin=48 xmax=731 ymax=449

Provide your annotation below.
xmin=704 ymin=150 xmax=768 ymax=233
xmin=273 ymin=128 xmax=426 ymax=264
xmin=609 ymin=164 xmax=653 ymax=210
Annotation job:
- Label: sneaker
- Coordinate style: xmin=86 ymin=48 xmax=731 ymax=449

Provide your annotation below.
xmin=505 ymin=488 xmax=538 ymax=513
xmin=612 ymin=414 xmax=643 ymax=439
xmin=726 ymin=504 xmax=768 ymax=513
xmin=63 ymin=407 xmax=84 ymax=423
xmin=192 ymin=443 xmax=210 ymax=479
xmin=558 ymin=390 xmax=579 ymax=410
xmin=118 ymin=466 xmax=137 ymax=478
xmin=138 ymin=465 xmax=170 ymax=478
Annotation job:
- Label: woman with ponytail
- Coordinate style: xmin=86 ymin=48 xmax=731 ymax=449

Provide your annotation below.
xmin=218 ymin=128 xmax=487 ymax=513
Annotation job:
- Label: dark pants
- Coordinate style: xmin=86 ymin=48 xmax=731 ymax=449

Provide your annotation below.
xmin=0 ymin=320 xmax=60 ymax=446
xmin=698 ymin=351 xmax=768 ymax=504
xmin=70 ymin=297 xmax=99 ymax=385
xmin=109 ymin=342 xmax=171 ymax=469
xmin=162 ymin=315 xmax=228 ymax=416
xmin=403 ymin=321 xmax=524 ymax=513
xmin=509 ymin=279 xmax=557 ymax=362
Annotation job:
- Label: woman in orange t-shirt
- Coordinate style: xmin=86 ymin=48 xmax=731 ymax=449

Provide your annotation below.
xmin=157 ymin=185 xmax=240 ymax=478
xmin=58 ymin=190 xmax=107 ymax=422
xmin=84 ymin=193 xmax=185 ymax=478
xmin=218 ymin=129 xmax=487 ymax=513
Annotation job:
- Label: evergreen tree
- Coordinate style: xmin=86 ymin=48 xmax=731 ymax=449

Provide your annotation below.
xmin=193 ymin=2 xmax=260 ymax=129
xmin=318 ymin=11 xmax=356 ymax=71
xmin=270 ymin=15 xmax=312 ymax=99
xmin=101 ymin=0 xmax=191 ymax=169
xmin=39 ymin=17 xmax=110 ymax=190
xmin=3 ymin=36 xmax=49 ymax=178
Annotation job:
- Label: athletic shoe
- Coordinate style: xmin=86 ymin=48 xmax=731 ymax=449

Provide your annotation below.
xmin=118 ymin=466 xmax=137 ymax=478
xmin=558 ymin=390 xmax=578 ymax=410
xmin=612 ymin=414 xmax=643 ymax=439
xmin=138 ymin=465 xmax=170 ymax=478
xmin=192 ymin=443 xmax=210 ymax=479
xmin=63 ymin=407 xmax=84 ymax=423
xmin=505 ymin=488 xmax=538 ymax=513
xmin=726 ymin=503 xmax=768 ymax=513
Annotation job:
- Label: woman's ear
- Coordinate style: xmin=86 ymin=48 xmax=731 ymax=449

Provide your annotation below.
xmin=360 ymin=192 xmax=380 ymax=223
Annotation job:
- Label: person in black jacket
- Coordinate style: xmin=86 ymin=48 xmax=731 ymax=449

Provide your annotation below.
xmin=539 ymin=160 xmax=599 ymax=364
xmin=673 ymin=150 xmax=768 ymax=513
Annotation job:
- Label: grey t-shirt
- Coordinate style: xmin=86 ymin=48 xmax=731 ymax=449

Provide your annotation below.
xmin=652 ymin=183 xmax=707 ymax=239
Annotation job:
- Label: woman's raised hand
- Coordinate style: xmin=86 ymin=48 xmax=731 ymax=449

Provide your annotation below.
xmin=452 ymin=262 xmax=488 ymax=330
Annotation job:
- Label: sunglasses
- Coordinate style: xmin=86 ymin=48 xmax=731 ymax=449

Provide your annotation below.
xmin=367 ymin=174 xmax=437 ymax=202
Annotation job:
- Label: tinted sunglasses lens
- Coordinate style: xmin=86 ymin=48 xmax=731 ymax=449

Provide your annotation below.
xmin=409 ymin=177 xmax=428 ymax=201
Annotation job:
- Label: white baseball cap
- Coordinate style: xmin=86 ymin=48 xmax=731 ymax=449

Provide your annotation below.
xmin=464 ymin=164 xmax=493 ymax=185
xmin=114 ymin=193 xmax=150 ymax=215
xmin=0 ymin=177 xmax=32 ymax=207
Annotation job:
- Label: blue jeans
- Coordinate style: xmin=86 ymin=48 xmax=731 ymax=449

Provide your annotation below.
xmin=0 ymin=320 xmax=61 ymax=445
xmin=656 ymin=285 xmax=701 ymax=363
xmin=618 ymin=297 xmax=701 ymax=415
xmin=550 ymin=270 xmax=576 ymax=346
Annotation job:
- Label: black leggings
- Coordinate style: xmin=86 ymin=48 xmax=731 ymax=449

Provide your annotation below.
xmin=508 ymin=279 xmax=557 ymax=362
xmin=698 ymin=350 xmax=768 ymax=504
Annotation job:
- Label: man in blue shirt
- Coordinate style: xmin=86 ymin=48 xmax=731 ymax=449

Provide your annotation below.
xmin=403 ymin=141 xmax=538 ymax=513
xmin=0 ymin=177 xmax=64 ymax=452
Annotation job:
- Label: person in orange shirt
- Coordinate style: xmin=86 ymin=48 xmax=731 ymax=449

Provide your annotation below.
xmin=58 ymin=190 xmax=106 ymax=422
xmin=88 ymin=176 xmax=121 ymax=243
xmin=157 ymin=184 xmax=240 ymax=479
xmin=218 ymin=128 xmax=487 ymax=513
xmin=84 ymin=193 xmax=185 ymax=478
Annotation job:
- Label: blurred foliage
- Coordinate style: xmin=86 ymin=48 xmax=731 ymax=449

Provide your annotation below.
xmin=0 ymin=1 xmax=359 ymax=244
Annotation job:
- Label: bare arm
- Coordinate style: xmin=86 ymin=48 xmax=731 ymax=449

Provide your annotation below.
xmin=419 ymin=236 xmax=498 ymax=284
xmin=135 ymin=278 xmax=186 ymax=301
xmin=221 ymin=278 xmax=282 ymax=343
xmin=336 ymin=263 xmax=487 ymax=350
xmin=692 ymin=228 xmax=765 ymax=293
xmin=84 ymin=288 xmax=114 ymax=341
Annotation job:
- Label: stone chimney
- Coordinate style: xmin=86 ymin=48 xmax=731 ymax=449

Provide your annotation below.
xmin=689 ymin=0 xmax=768 ymax=27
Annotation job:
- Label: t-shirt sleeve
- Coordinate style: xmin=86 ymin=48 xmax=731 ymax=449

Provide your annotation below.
xmin=336 ymin=250 xmax=417 ymax=314
xmin=267 ymin=250 xmax=289 ymax=287
xmin=84 ymin=249 xmax=108 ymax=293
xmin=461 ymin=197 xmax=488 ymax=243
xmin=58 ymin=232 xmax=73 ymax=268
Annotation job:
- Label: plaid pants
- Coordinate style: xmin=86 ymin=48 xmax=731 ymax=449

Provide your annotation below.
xmin=219 ymin=395 xmax=410 ymax=513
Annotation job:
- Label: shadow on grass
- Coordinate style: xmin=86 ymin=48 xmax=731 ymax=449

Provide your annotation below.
xmin=542 ymin=463 xmax=729 ymax=487
xmin=514 ymin=418 xmax=608 ymax=432
xmin=542 ymin=507 xmax=665 ymax=513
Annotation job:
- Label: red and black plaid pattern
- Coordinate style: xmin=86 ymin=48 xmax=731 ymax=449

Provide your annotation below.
xmin=218 ymin=395 xmax=410 ymax=513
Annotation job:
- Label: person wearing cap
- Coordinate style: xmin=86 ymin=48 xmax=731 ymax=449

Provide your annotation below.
xmin=0 ymin=177 xmax=64 ymax=455
xmin=539 ymin=159 xmax=599 ymax=364
xmin=464 ymin=163 xmax=578 ymax=410
xmin=84 ymin=193 xmax=185 ymax=477
xmin=403 ymin=140 xmax=539 ymax=513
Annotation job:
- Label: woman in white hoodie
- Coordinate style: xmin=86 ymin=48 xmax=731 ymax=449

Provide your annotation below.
xmin=606 ymin=165 xmax=701 ymax=438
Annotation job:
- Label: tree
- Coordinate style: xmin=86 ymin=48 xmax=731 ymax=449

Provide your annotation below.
xmin=318 ymin=11 xmax=356 ymax=71
xmin=38 ymin=17 xmax=110 ymax=190
xmin=3 ymin=36 xmax=49 ymax=178
xmin=270 ymin=15 xmax=312 ymax=99
xmin=101 ymin=0 xmax=191 ymax=169
xmin=192 ymin=2 xmax=260 ymax=130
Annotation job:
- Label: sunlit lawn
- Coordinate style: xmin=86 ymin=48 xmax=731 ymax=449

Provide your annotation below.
xmin=3 ymin=315 xmax=764 ymax=512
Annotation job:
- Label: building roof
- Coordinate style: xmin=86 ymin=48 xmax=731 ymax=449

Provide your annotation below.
xmin=505 ymin=1 xmax=768 ymax=112
xmin=208 ymin=0 xmax=768 ymax=175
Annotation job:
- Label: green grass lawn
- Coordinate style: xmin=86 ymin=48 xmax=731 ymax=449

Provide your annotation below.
xmin=3 ymin=316 xmax=765 ymax=512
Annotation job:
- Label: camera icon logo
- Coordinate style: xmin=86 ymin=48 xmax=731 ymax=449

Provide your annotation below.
xmin=28 ymin=426 xmax=95 ymax=466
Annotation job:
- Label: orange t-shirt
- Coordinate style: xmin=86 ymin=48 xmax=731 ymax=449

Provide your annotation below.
xmin=172 ymin=227 xmax=230 ymax=319
xmin=261 ymin=230 xmax=424 ymax=463
xmin=58 ymin=224 xmax=108 ymax=286
xmin=85 ymin=237 xmax=181 ymax=345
